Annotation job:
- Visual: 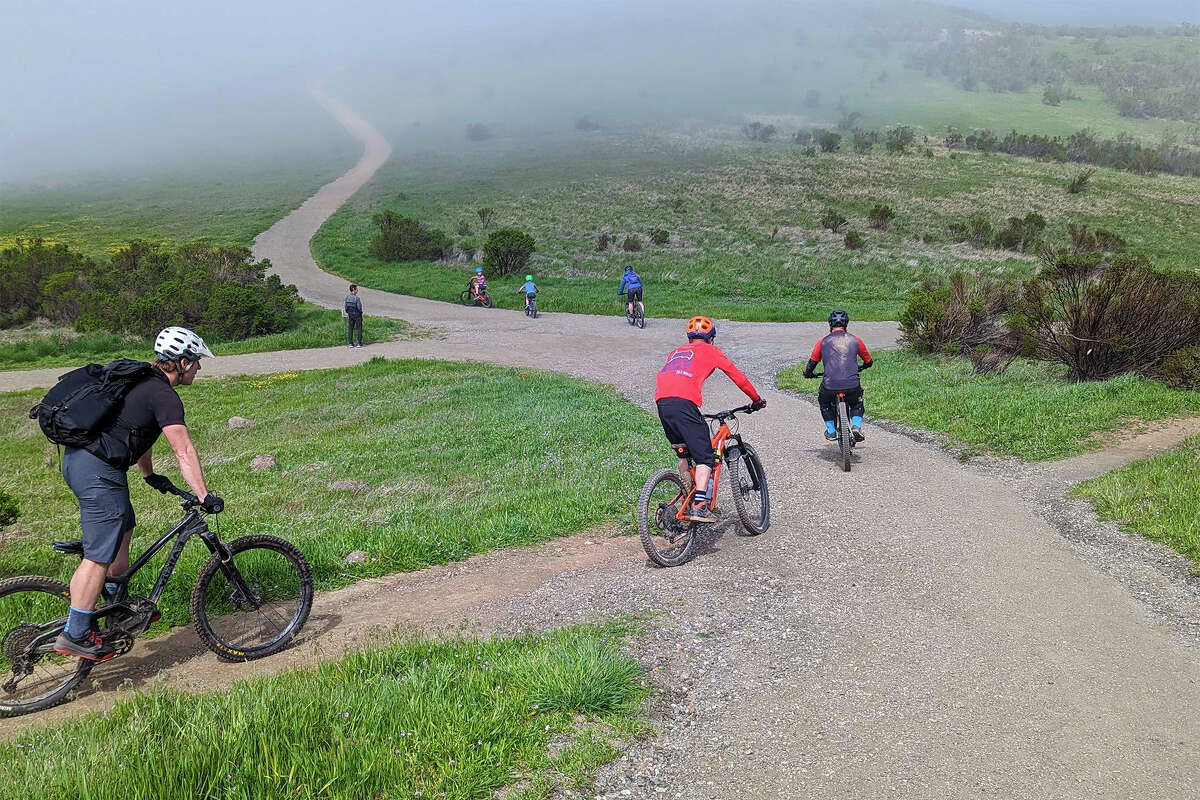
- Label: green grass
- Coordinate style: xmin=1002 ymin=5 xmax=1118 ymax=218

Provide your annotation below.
xmin=777 ymin=350 xmax=1200 ymax=461
xmin=0 ymin=359 xmax=662 ymax=626
xmin=0 ymin=305 xmax=412 ymax=372
xmin=0 ymin=152 xmax=355 ymax=260
xmin=1074 ymin=436 xmax=1200 ymax=566
xmin=312 ymin=132 xmax=1200 ymax=322
xmin=0 ymin=622 xmax=650 ymax=800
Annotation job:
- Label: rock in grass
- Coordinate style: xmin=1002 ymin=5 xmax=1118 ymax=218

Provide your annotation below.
xmin=344 ymin=550 xmax=368 ymax=565
xmin=250 ymin=454 xmax=279 ymax=471
xmin=331 ymin=479 xmax=371 ymax=492
xmin=228 ymin=416 xmax=256 ymax=429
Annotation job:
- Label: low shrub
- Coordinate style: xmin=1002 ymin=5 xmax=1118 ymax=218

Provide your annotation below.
xmin=867 ymin=203 xmax=895 ymax=231
xmin=1160 ymin=346 xmax=1200 ymax=389
xmin=792 ymin=129 xmax=813 ymax=146
xmin=648 ymin=228 xmax=669 ymax=245
xmin=818 ymin=130 xmax=842 ymax=153
xmin=476 ymin=207 xmax=496 ymax=230
xmin=596 ymin=232 xmax=610 ymax=252
xmin=743 ymin=122 xmax=776 ymax=142
xmin=801 ymin=146 xmax=817 ymax=157
xmin=482 ymin=228 xmax=536 ymax=276
xmin=852 ymin=130 xmax=873 ymax=154
xmin=0 ymin=490 xmax=18 ymax=528
xmin=368 ymin=211 xmax=453 ymax=262
xmin=844 ymin=230 xmax=866 ymax=250
xmin=1068 ymin=223 xmax=1126 ymax=254
xmin=820 ymin=210 xmax=847 ymax=233
xmin=465 ymin=123 xmax=491 ymax=141
xmin=899 ymin=271 xmax=1019 ymax=364
xmin=456 ymin=221 xmax=471 ymax=236
xmin=1014 ymin=254 xmax=1200 ymax=381
xmin=621 ymin=235 xmax=642 ymax=252
xmin=993 ymin=213 xmax=1046 ymax=252
xmin=1066 ymin=167 xmax=1096 ymax=194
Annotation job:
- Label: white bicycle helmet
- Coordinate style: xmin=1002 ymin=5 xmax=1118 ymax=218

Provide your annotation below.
xmin=154 ymin=326 xmax=214 ymax=361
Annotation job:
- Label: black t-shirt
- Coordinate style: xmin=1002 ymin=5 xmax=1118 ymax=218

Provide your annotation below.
xmin=87 ymin=368 xmax=185 ymax=469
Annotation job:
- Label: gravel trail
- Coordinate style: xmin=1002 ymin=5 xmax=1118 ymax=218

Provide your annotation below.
xmin=3 ymin=91 xmax=1199 ymax=798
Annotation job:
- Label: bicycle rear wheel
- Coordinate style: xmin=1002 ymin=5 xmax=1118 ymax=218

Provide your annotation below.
xmin=637 ymin=470 xmax=696 ymax=567
xmin=634 ymin=304 xmax=645 ymax=328
xmin=191 ymin=535 xmax=313 ymax=662
xmin=728 ymin=442 xmax=770 ymax=535
xmin=0 ymin=576 xmax=92 ymax=717
xmin=481 ymin=293 xmax=493 ymax=308
xmin=838 ymin=399 xmax=852 ymax=472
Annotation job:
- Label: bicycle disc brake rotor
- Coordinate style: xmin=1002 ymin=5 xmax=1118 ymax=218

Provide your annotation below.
xmin=655 ymin=503 xmax=686 ymax=542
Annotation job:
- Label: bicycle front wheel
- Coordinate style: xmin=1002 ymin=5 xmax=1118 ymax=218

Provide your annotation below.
xmin=637 ymin=470 xmax=696 ymax=567
xmin=0 ymin=576 xmax=92 ymax=717
xmin=728 ymin=442 xmax=770 ymax=535
xmin=191 ymin=535 xmax=313 ymax=662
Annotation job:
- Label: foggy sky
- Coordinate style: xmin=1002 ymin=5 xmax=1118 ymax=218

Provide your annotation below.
xmin=2 ymin=0 xmax=1195 ymax=183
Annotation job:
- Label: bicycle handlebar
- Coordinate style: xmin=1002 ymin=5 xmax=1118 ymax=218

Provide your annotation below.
xmin=702 ymin=403 xmax=758 ymax=421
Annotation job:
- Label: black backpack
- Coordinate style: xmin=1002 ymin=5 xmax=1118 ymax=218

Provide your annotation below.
xmin=29 ymin=360 xmax=156 ymax=447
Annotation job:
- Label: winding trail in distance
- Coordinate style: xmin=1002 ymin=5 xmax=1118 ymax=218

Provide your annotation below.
xmin=4 ymin=90 xmax=1200 ymax=800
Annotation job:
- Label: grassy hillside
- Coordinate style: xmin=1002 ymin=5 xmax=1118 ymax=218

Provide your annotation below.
xmin=313 ymin=131 xmax=1200 ymax=321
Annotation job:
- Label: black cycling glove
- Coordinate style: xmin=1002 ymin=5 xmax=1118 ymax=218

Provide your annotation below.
xmin=860 ymin=360 xmax=873 ymax=370
xmin=750 ymin=398 xmax=767 ymax=412
xmin=144 ymin=473 xmax=176 ymax=494
xmin=200 ymin=493 xmax=225 ymax=514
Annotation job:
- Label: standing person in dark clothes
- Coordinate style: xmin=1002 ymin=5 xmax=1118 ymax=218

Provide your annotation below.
xmin=345 ymin=284 xmax=364 ymax=348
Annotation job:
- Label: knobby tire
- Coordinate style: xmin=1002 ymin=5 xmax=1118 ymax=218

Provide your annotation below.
xmin=190 ymin=535 xmax=313 ymax=662
xmin=637 ymin=470 xmax=696 ymax=567
xmin=838 ymin=399 xmax=852 ymax=472
xmin=728 ymin=443 xmax=770 ymax=535
xmin=0 ymin=576 xmax=92 ymax=717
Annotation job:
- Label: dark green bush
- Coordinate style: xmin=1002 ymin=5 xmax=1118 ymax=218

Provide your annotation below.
xmin=867 ymin=204 xmax=895 ymax=231
xmin=596 ymin=233 xmax=610 ymax=252
xmin=801 ymin=146 xmax=817 ymax=157
xmin=1068 ymin=223 xmax=1126 ymax=254
xmin=818 ymin=131 xmax=842 ymax=153
xmin=456 ymin=221 xmax=472 ymax=236
xmin=899 ymin=271 xmax=1019 ymax=364
xmin=743 ymin=122 xmax=776 ymax=142
xmin=852 ymin=130 xmax=873 ymax=154
xmin=368 ymin=211 xmax=452 ymax=262
xmin=483 ymin=228 xmax=536 ymax=276
xmin=1066 ymin=167 xmax=1096 ymax=193
xmin=476 ymin=208 xmax=496 ymax=230
xmin=843 ymin=230 xmax=866 ymax=250
xmin=648 ymin=228 xmax=669 ymax=245
xmin=993 ymin=213 xmax=1047 ymax=252
xmin=1160 ymin=346 xmax=1200 ymax=389
xmin=820 ymin=210 xmax=847 ymax=233
xmin=0 ymin=240 xmax=296 ymax=340
xmin=621 ymin=235 xmax=642 ymax=252
xmin=0 ymin=490 xmax=18 ymax=528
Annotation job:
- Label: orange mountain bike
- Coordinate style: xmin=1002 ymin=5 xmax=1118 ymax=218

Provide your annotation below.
xmin=636 ymin=404 xmax=769 ymax=567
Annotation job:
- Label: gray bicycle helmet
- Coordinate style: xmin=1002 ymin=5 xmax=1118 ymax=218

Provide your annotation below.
xmin=828 ymin=310 xmax=850 ymax=329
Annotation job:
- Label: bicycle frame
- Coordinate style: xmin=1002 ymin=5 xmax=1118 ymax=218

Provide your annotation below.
xmin=673 ymin=416 xmax=748 ymax=521
xmin=104 ymin=510 xmax=229 ymax=607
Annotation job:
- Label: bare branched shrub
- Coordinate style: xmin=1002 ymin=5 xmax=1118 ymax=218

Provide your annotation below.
xmin=476 ymin=207 xmax=496 ymax=230
xmin=820 ymin=210 xmax=847 ymax=232
xmin=1013 ymin=254 xmax=1200 ymax=381
xmin=899 ymin=271 xmax=1019 ymax=367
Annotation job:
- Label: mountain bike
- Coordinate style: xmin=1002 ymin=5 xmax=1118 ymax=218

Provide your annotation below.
xmin=636 ymin=404 xmax=769 ymax=567
xmin=812 ymin=372 xmax=856 ymax=472
xmin=459 ymin=288 xmax=492 ymax=308
xmin=523 ymin=294 xmax=538 ymax=318
xmin=620 ymin=293 xmax=645 ymax=329
xmin=0 ymin=487 xmax=313 ymax=717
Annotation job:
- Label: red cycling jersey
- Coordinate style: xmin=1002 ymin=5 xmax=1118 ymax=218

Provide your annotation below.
xmin=654 ymin=341 xmax=761 ymax=407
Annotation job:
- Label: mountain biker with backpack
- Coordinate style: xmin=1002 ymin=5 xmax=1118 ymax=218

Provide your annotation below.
xmin=618 ymin=266 xmax=642 ymax=316
xmin=50 ymin=326 xmax=223 ymax=662
xmin=802 ymin=310 xmax=873 ymax=442
xmin=655 ymin=316 xmax=766 ymax=523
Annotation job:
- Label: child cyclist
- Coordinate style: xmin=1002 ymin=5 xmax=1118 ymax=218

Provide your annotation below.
xmin=618 ymin=266 xmax=643 ymax=315
xmin=655 ymin=316 xmax=766 ymax=522
xmin=802 ymin=310 xmax=873 ymax=442
xmin=469 ymin=267 xmax=488 ymax=300
xmin=517 ymin=274 xmax=537 ymax=312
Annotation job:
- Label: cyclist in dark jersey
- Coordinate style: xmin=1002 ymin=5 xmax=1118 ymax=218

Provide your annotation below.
xmin=655 ymin=316 xmax=765 ymax=522
xmin=803 ymin=310 xmax=873 ymax=442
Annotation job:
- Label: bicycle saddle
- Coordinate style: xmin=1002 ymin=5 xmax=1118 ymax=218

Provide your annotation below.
xmin=52 ymin=540 xmax=84 ymax=555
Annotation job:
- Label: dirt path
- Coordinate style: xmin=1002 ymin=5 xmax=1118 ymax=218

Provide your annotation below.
xmin=4 ymin=92 xmax=1200 ymax=798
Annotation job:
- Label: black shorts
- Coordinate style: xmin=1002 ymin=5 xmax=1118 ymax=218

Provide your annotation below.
xmin=626 ymin=289 xmax=642 ymax=303
xmin=62 ymin=447 xmax=136 ymax=564
xmin=656 ymin=397 xmax=715 ymax=467
xmin=818 ymin=385 xmax=865 ymax=422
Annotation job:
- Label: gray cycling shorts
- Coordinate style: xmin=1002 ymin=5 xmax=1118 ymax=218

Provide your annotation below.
xmin=61 ymin=447 xmax=136 ymax=564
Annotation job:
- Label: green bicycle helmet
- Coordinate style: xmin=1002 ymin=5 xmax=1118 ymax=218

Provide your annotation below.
xmin=525 ymin=275 xmax=533 ymax=281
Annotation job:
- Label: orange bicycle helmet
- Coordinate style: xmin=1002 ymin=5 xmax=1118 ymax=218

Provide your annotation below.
xmin=686 ymin=315 xmax=717 ymax=342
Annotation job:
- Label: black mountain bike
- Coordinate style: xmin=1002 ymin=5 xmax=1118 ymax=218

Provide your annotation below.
xmin=621 ymin=294 xmax=645 ymax=329
xmin=812 ymin=372 xmax=856 ymax=472
xmin=0 ymin=487 xmax=313 ymax=717
xmin=524 ymin=295 xmax=539 ymax=318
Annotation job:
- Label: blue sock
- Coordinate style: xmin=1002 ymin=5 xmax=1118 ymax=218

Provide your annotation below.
xmin=825 ymin=420 xmax=836 ymax=435
xmin=851 ymin=416 xmax=863 ymax=428
xmin=67 ymin=606 xmax=93 ymax=639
